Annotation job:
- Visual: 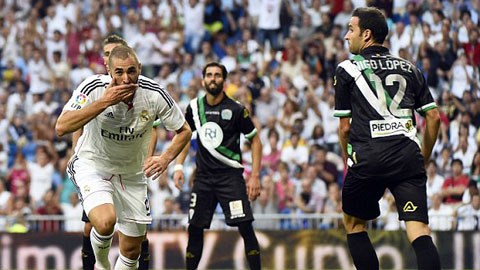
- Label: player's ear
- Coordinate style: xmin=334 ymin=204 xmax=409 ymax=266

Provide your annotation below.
xmin=363 ymin=29 xmax=372 ymax=42
xmin=138 ymin=62 xmax=142 ymax=73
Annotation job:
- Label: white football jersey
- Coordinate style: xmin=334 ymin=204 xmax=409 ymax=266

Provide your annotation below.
xmin=63 ymin=74 xmax=185 ymax=174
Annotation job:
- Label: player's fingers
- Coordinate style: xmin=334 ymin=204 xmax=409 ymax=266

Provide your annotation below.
xmin=174 ymin=177 xmax=183 ymax=191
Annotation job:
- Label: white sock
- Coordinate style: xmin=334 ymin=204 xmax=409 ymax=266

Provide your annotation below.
xmin=90 ymin=227 xmax=114 ymax=270
xmin=114 ymin=252 xmax=139 ymax=270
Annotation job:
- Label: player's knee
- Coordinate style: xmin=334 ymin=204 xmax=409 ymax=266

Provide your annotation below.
xmin=93 ymin=217 xmax=116 ymax=235
xmin=238 ymin=221 xmax=254 ymax=237
xmin=120 ymin=244 xmax=142 ymax=260
xmin=343 ymin=214 xmax=367 ymax=233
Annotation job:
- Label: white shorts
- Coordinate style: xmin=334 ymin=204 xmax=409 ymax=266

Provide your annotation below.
xmin=67 ymin=156 xmax=151 ymax=236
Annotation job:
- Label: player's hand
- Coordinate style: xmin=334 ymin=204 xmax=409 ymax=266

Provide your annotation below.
xmin=143 ymin=156 xmax=168 ymax=180
xmin=102 ymin=81 xmax=137 ymax=105
xmin=173 ymin=171 xmax=185 ymax=191
xmin=246 ymin=174 xmax=261 ymax=201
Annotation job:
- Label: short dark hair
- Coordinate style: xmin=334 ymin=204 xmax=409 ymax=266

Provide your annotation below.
xmin=202 ymin=62 xmax=228 ymax=79
xmin=352 ymin=7 xmax=388 ymax=44
xmin=103 ymin=34 xmax=128 ymax=47
xmin=452 ymin=158 xmax=464 ymax=167
xmin=108 ymin=45 xmax=139 ymax=68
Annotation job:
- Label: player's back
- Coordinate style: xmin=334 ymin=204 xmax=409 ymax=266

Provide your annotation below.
xmin=334 ymin=46 xmax=437 ymax=178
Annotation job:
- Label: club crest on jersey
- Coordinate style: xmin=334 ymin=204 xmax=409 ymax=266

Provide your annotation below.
xmin=140 ymin=110 xmax=150 ymax=122
xmin=221 ymin=109 xmax=232 ymax=120
xmin=243 ymin=108 xmax=249 ymax=118
xmin=199 ymin=122 xmax=223 ymax=148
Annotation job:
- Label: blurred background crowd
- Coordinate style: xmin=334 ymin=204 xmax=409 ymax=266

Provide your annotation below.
xmin=0 ymin=0 xmax=479 ymax=233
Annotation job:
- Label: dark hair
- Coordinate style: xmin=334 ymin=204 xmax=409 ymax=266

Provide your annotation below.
xmin=103 ymin=34 xmax=128 ymax=47
xmin=202 ymin=62 xmax=228 ymax=79
xmin=452 ymin=158 xmax=464 ymax=167
xmin=108 ymin=45 xmax=139 ymax=68
xmin=352 ymin=7 xmax=388 ymax=44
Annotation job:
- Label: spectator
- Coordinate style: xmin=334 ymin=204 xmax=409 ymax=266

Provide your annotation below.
xmin=312 ymin=145 xmax=338 ymax=185
xmin=69 ymin=55 xmax=94 ymax=88
xmin=428 ymin=193 xmax=455 ymax=231
xmin=252 ymin=175 xmax=277 ymax=229
xmin=257 ymin=0 xmax=282 ymax=50
xmin=280 ymin=132 xmax=309 ymax=173
xmin=442 ymin=159 xmax=470 ymax=205
xmin=6 ymin=151 xmax=30 ymax=197
xmin=0 ymin=179 xmax=12 ymax=230
xmin=61 ymin=191 xmax=83 ymax=232
xmin=27 ymin=145 xmax=55 ymax=207
xmin=449 ymin=53 xmax=476 ymax=100
xmin=182 ymin=0 xmax=205 ymax=53
xmin=426 ymin=160 xmax=445 ymax=207
xmin=321 ymin=183 xmax=342 ymax=229
xmin=35 ymin=189 xmax=63 ymax=232
xmin=456 ymin=193 xmax=480 ymax=230
xmin=274 ymin=161 xmax=295 ymax=214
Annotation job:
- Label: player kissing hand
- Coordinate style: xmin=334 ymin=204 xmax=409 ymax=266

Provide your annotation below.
xmin=103 ymin=81 xmax=138 ymax=105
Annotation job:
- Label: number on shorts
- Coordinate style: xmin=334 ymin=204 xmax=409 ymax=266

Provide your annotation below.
xmin=190 ymin=193 xmax=197 ymax=207
xmin=145 ymin=198 xmax=151 ymax=216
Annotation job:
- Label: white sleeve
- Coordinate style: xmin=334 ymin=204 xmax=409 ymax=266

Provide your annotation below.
xmin=62 ymin=75 xmax=105 ymax=111
xmin=159 ymin=102 xmax=186 ymax=131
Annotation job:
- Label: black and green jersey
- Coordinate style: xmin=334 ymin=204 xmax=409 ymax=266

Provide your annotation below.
xmin=185 ymin=94 xmax=257 ymax=176
xmin=334 ymin=46 xmax=437 ymax=147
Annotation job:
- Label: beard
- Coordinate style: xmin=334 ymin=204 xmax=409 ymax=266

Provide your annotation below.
xmin=205 ymin=82 xmax=223 ymax=96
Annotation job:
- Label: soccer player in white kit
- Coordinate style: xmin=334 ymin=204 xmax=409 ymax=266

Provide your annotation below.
xmin=55 ymin=45 xmax=191 ymax=270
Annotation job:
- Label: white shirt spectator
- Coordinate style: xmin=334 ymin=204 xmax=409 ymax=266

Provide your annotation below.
xmin=61 ymin=193 xmax=84 ymax=232
xmin=70 ymin=65 xmax=94 ymax=89
xmin=456 ymin=196 xmax=480 ymax=231
xmin=426 ymin=174 xmax=445 ymax=207
xmin=258 ymin=0 xmax=281 ymax=30
xmin=182 ymin=0 xmax=205 ymax=35
xmin=27 ymin=56 xmax=51 ymax=95
xmin=450 ymin=58 xmax=474 ymax=99
xmin=130 ymin=24 xmax=161 ymax=66
xmin=429 ymin=204 xmax=455 ymax=231
xmin=27 ymin=158 xmax=54 ymax=206
xmin=55 ymin=0 xmax=79 ymax=25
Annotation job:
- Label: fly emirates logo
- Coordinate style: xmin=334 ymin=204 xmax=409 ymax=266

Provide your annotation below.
xmin=369 ymin=118 xmax=414 ymax=138
xmin=101 ymin=127 xmax=147 ymax=141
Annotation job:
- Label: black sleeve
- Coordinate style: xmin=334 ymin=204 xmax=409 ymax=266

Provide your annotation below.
xmin=333 ymin=66 xmax=353 ymax=117
xmin=236 ymin=105 xmax=256 ymax=138
xmin=185 ymin=105 xmax=196 ymax=132
xmin=413 ymin=67 xmax=437 ymax=113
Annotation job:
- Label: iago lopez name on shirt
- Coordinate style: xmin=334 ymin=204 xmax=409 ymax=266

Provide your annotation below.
xmin=355 ymin=58 xmax=413 ymax=73
xmin=101 ymin=127 xmax=148 ymax=141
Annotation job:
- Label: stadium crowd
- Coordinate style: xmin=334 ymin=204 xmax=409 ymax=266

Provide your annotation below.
xmin=0 ymin=0 xmax=479 ymax=233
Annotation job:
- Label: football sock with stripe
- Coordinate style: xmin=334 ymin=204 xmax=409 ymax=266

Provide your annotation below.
xmin=114 ymin=252 xmax=139 ymax=270
xmin=90 ymin=227 xmax=114 ymax=270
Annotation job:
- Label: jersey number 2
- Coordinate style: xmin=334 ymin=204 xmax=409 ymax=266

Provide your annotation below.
xmin=369 ymin=73 xmax=411 ymax=118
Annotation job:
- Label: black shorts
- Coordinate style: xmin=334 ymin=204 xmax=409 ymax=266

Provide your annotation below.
xmin=342 ymin=140 xmax=429 ymax=223
xmin=189 ymin=173 xmax=254 ymax=228
xmin=82 ymin=211 xmax=89 ymax=223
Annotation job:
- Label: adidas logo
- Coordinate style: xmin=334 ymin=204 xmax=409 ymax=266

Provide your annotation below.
xmin=105 ymin=112 xmax=115 ymax=119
